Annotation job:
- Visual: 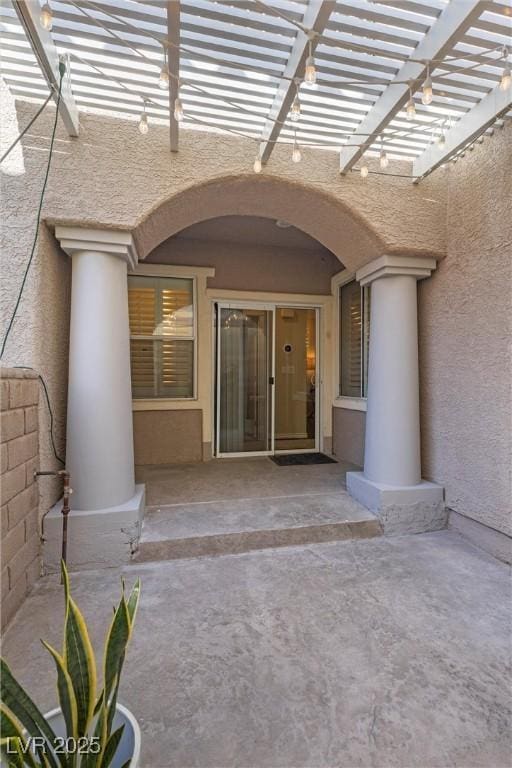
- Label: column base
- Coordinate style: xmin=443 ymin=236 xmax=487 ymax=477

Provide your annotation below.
xmin=347 ymin=472 xmax=445 ymax=535
xmin=43 ymin=484 xmax=145 ymax=571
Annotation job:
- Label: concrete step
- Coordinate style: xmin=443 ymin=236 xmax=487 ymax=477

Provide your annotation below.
xmin=134 ymin=491 xmax=382 ymax=562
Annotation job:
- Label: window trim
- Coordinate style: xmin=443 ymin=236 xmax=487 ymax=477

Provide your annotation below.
xmin=127 ymin=270 xmax=198 ymax=402
xmin=331 ymin=269 xmax=369 ymax=409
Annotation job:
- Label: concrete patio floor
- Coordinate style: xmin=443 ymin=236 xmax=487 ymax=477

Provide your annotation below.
xmin=135 ymin=457 xmax=358 ymax=507
xmin=3 ymin=531 xmax=511 ymax=768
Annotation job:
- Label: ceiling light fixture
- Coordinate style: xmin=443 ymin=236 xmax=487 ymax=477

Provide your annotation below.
xmin=304 ymin=37 xmax=316 ymax=86
xmin=291 ymin=85 xmax=301 ymax=122
xmin=159 ymin=47 xmax=169 ymax=90
xmin=174 ymin=82 xmax=184 ymax=122
xmin=406 ymin=85 xmax=416 ymax=120
xmin=40 ymin=1 xmax=53 ymax=31
xmin=422 ymin=63 xmax=433 ymax=105
xmin=138 ymin=102 xmax=149 ymax=134
xmin=499 ymin=47 xmax=511 ymax=90
xmin=292 ymin=130 xmax=301 ymax=163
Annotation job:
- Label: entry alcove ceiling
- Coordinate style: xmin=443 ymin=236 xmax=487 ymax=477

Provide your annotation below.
xmin=1 ymin=0 xmax=511 ymax=168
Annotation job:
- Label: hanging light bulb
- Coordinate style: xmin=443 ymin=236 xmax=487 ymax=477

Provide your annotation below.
xmin=360 ymin=162 xmax=369 ymax=179
xmin=304 ymin=40 xmax=316 ymax=86
xmin=406 ymin=88 xmax=416 ymax=120
xmin=379 ymin=148 xmax=389 ymax=169
xmin=253 ymin=156 xmax=262 ymax=173
xmin=422 ymin=64 xmax=433 ymax=105
xmin=436 ymin=131 xmax=446 ymax=148
xmin=500 ymin=63 xmax=511 ymax=91
xmin=138 ymin=103 xmax=149 ymax=135
xmin=40 ymin=1 xmax=53 ymax=31
xmin=174 ymin=96 xmax=184 ymax=122
xmin=159 ymin=48 xmax=169 ymax=90
xmin=292 ymin=132 xmax=301 ymax=163
xmin=290 ymin=91 xmax=301 ymax=122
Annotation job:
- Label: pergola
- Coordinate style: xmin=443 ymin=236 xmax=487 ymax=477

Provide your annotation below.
xmin=1 ymin=0 xmax=511 ymax=181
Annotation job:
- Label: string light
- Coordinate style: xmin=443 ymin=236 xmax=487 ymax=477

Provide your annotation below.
xmin=40 ymin=1 xmax=53 ymax=31
xmin=138 ymin=102 xmax=149 ymax=134
xmin=422 ymin=64 xmax=433 ymax=105
xmin=360 ymin=161 xmax=369 ymax=178
xmin=253 ymin=155 xmax=262 ymax=173
xmin=290 ymin=88 xmax=301 ymax=122
xmin=304 ymin=39 xmax=316 ymax=86
xmin=379 ymin=146 xmax=389 ymax=169
xmin=500 ymin=47 xmax=511 ymax=90
xmin=174 ymin=97 xmax=184 ymax=121
xmin=436 ymin=131 xmax=446 ymax=148
xmin=292 ymin=131 xmax=301 ymax=163
xmin=159 ymin=47 xmax=169 ymax=90
xmin=174 ymin=83 xmax=184 ymax=121
xmin=406 ymin=87 xmax=416 ymax=120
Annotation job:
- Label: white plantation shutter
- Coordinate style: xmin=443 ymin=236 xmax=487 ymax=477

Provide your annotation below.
xmin=128 ymin=277 xmax=195 ymax=399
xmin=340 ymin=281 xmax=370 ymax=398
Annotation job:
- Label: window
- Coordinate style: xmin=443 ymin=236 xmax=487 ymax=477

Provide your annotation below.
xmin=128 ymin=276 xmax=195 ymax=399
xmin=339 ymin=281 xmax=370 ymax=398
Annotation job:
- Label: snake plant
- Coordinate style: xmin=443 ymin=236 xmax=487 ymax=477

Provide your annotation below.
xmin=0 ymin=561 xmax=141 ymax=768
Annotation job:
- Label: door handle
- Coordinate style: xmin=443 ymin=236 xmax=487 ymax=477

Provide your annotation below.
xmin=269 ymin=376 xmax=275 ymax=385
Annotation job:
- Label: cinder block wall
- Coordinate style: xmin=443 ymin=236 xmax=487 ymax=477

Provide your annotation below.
xmin=1 ymin=367 xmax=40 ymax=630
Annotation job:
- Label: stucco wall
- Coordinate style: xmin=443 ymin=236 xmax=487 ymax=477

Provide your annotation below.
xmin=8 ymin=101 xmax=446 ymax=269
xmin=3 ymin=95 xmax=509 ymax=547
xmin=1 ymin=91 xmax=71 ymax=518
xmin=332 ymin=407 xmax=365 ymax=468
xmin=133 ymin=410 xmax=202 ymax=465
xmin=148 ymin=237 xmax=339 ymax=295
xmin=419 ymin=121 xmax=512 ymax=538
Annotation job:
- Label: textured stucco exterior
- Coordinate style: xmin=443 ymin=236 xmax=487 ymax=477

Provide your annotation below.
xmin=2 ymin=95 xmax=510 ymax=553
xmin=332 ymin=407 xmax=365 ymax=467
xmin=148 ymin=237 xmax=340 ymax=295
xmin=8 ymin=102 xmax=446 ymax=269
xmin=419 ymin=121 xmax=512 ymax=539
xmin=133 ymin=410 xmax=203 ymax=466
xmin=1 ymin=93 xmax=70 ymax=517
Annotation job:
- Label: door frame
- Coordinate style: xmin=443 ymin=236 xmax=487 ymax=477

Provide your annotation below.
xmin=213 ymin=299 xmax=321 ymax=458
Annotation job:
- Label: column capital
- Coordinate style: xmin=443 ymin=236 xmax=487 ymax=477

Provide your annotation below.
xmin=55 ymin=226 xmax=139 ymax=269
xmin=356 ymin=254 xmax=437 ymax=287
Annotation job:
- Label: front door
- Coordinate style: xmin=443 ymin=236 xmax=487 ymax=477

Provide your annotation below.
xmin=215 ymin=303 xmax=319 ymax=457
xmin=274 ymin=307 xmax=317 ymax=452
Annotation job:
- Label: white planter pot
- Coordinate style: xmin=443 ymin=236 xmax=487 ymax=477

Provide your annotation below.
xmin=42 ymin=703 xmax=141 ymax=767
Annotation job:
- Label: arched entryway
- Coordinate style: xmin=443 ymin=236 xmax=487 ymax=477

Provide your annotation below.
xmin=46 ymin=175 xmax=444 ymax=569
xmin=132 ymin=174 xmax=385 ymax=272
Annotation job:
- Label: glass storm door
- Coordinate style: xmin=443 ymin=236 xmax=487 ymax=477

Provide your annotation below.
xmin=274 ymin=307 xmax=317 ymax=452
xmin=217 ymin=305 xmax=274 ymax=456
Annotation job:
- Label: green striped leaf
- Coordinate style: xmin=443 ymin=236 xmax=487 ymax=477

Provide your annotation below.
xmin=126 ymin=580 xmax=141 ymax=632
xmin=61 ymin=563 xmax=97 ymax=738
xmin=0 ymin=660 xmax=60 ymax=768
xmin=100 ymin=725 xmax=124 ymax=768
xmin=103 ymin=598 xmax=130 ymax=705
xmin=81 ymin=696 xmax=108 ymax=768
xmin=0 ymin=737 xmax=25 ymax=768
xmin=0 ymin=705 xmax=37 ymax=768
xmin=41 ymin=642 xmax=78 ymax=743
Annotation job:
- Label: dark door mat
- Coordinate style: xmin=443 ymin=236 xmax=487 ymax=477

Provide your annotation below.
xmin=271 ymin=453 xmax=337 ymax=466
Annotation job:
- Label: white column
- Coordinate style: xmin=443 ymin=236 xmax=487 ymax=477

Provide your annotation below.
xmin=347 ymin=255 xmax=444 ymax=534
xmin=44 ymin=227 xmax=145 ymax=570
xmin=364 ymin=273 xmax=421 ymax=486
